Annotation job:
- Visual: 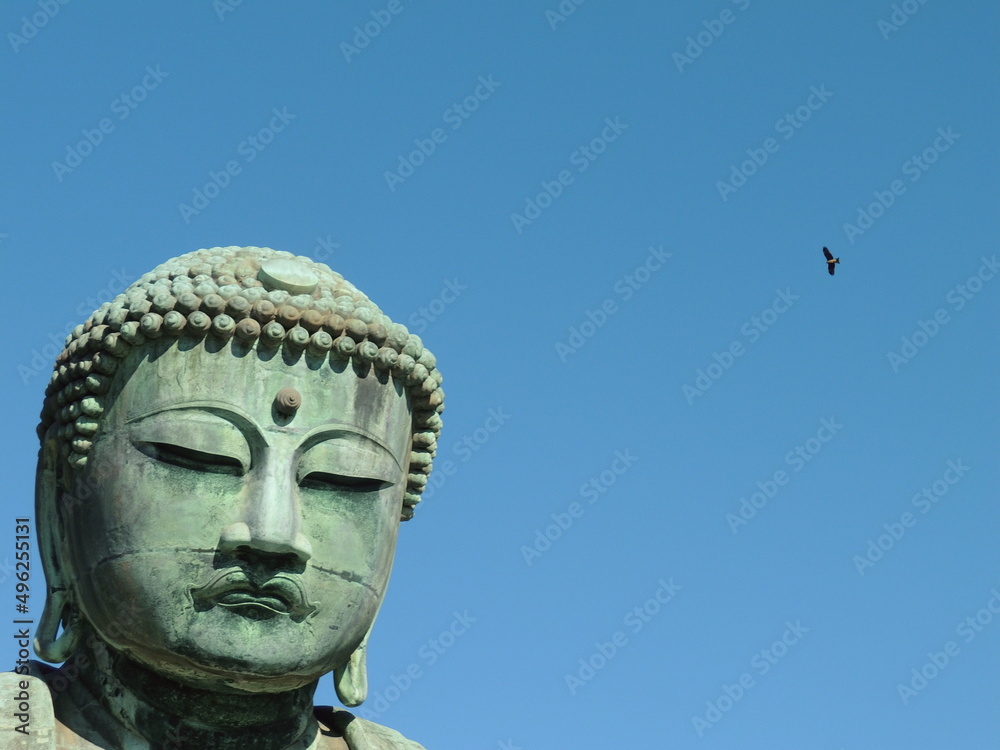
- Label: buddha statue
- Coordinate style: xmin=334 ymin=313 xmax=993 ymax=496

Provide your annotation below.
xmin=1 ymin=247 xmax=444 ymax=749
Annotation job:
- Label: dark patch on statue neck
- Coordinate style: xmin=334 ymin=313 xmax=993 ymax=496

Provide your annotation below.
xmin=75 ymin=632 xmax=321 ymax=749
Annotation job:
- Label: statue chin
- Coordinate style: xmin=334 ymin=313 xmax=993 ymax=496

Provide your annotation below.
xmin=107 ymin=634 xmax=345 ymax=695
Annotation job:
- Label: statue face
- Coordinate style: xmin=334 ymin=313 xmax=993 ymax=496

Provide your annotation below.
xmin=63 ymin=340 xmax=411 ymax=692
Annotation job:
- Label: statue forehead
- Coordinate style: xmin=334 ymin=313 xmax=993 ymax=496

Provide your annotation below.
xmin=107 ymin=340 xmax=413 ymax=460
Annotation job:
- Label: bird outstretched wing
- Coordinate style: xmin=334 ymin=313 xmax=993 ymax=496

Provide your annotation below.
xmin=828 ymin=262 xmax=836 ymax=276
xmin=823 ymin=247 xmax=834 ymax=261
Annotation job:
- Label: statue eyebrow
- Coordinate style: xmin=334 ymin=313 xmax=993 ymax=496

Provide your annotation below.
xmin=125 ymin=402 xmax=258 ymax=439
xmin=298 ymin=426 xmax=404 ymax=472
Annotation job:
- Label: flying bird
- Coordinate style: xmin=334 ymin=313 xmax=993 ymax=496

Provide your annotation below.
xmin=823 ymin=247 xmax=840 ymax=276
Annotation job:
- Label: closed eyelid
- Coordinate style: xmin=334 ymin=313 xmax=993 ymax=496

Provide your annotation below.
xmin=127 ymin=409 xmax=253 ymax=469
xmin=133 ymin=441 xmax=246 ymax=475
xmin=300 ymin=425 xmax=403 ymax=469
xmin=297 ymin=438 xmax=402 ymax=484
xmin=298 ymin=472 xmax=391 ymax=493
xmin=298 ymin=427 xmax=405 ymax=473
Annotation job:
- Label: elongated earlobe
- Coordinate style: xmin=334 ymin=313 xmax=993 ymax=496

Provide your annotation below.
xmin=34 ymin=588 xmax=80 ymax=663
xmin=34 ymin=437 xmax=81 ymax=663
xmin=333 ymin=636 xmax=368 ymax=707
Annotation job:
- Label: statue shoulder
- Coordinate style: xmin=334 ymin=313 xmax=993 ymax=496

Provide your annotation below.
xmin=1 ymin=670 xmax=56 ymax=749
xmin=317 ymin=707 xmax=428 ymax=750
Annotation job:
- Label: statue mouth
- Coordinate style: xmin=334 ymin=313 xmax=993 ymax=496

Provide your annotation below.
xmin=216 ymin=589 xmax=294 ymax=618
xmin=190 ymin=570 xmax=319 ymax=622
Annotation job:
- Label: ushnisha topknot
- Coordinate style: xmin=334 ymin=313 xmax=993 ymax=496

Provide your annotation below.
xmin=38 ymin=246 xmax=444 ymax=521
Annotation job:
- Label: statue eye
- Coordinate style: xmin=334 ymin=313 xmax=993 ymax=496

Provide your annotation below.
xmin=137 ymin=441 xmax=245 ymax=476
xmin=299 ymin=472 xmax=389 ymax=493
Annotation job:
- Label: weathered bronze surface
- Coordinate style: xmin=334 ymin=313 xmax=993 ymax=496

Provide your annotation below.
xmin=3 ymin=247 xmax=442 ymax=749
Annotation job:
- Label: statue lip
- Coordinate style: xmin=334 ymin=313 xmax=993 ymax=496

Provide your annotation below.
xmin=216 ymin=589 xmax=293 ymax=616
xmin=190 ymin=569 xmax=319 ymax=622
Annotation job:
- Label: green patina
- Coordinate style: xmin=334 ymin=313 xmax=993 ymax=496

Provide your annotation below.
xmin=12 ymin=247 xmax=437 ymax=749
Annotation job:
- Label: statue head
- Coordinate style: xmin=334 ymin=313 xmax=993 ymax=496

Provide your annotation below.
xmin=33 ymin=246 xmax=444 ymax=706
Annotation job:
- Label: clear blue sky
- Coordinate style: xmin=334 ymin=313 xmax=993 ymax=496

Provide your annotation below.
xmin=2 ymin=2 xmax=999 ymax=748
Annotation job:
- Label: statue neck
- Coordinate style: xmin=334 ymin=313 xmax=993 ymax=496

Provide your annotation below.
xmin=65 ymin=632 xmax=320 ymax=750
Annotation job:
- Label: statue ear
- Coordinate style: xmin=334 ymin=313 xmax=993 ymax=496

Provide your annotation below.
xmin=333 ymin=601 xmax=386 ymax=708
xmin=333 ymin=633 xmax=369 ymax=707
xmin=34 ymin=438 xmax=81 ymax=663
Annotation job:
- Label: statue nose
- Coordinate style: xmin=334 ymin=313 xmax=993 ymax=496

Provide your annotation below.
xmin=219 ymin=464 xmax=313 ymax=563
xmin=219 ymin=522 xmax=313 ymax=563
